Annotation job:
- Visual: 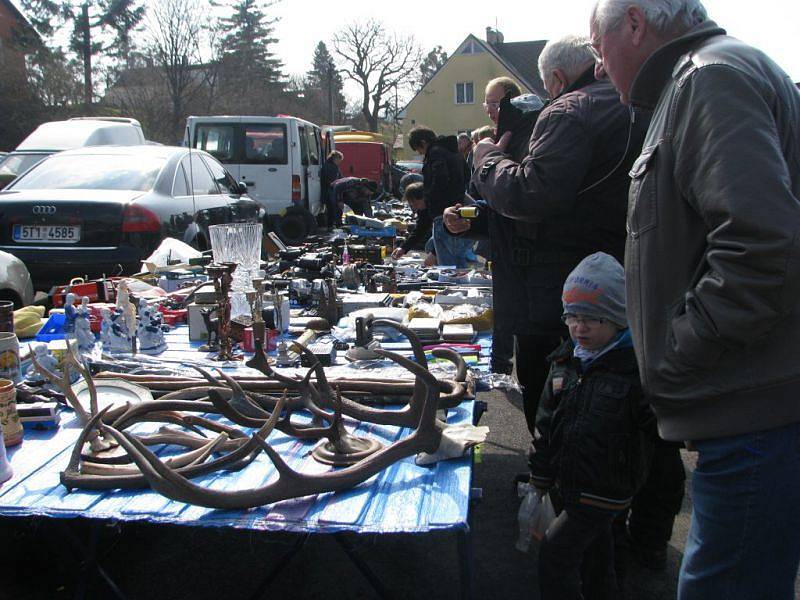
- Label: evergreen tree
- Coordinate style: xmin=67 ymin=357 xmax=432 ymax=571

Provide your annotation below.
xmin=216 ymin=0 xmax=283 ymax=106
xmin=305 ymin=42 xmax=344 ymax=124
xmin=417 ymin=45 xmax=448 ymax=89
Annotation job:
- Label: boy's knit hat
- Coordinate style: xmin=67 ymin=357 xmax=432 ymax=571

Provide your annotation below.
xmin=562 ymin=252 xmax=627 ymax=328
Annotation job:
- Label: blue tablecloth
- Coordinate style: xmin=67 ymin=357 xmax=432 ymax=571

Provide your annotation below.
xmin=1 ymin=327 xmax=483 ymax=535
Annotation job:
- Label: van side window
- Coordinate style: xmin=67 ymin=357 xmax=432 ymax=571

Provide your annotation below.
xmin=306 ymin=128 xmax=320 ymax=165
xmin=172 ymin=162 xmax=190 ymax=196
xmin=244 ymin=124 xmax=287 ymax=165
xmin=183 ymin=154 xmax=219 ymax=195
xmin=298 ymin=126 xmax=309 ymax=166
xmin=193 ymin=125 xmax=235 ymax=162
xmin=201 ymin=155 xmax=236 ymax=193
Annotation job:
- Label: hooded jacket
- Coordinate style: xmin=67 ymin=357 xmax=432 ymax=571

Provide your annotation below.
xmin=625 ymin=21 xmax=800 ymax=441
xmin=422 ymin=135 xmax=466 ymax=218
xmin=529 ymin=334 xmax=655 ymax=512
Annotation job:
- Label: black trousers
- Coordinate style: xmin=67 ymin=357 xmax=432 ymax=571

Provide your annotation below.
xmin=629 ymin=440 xmax=686 ymax=549
xmin=539 ymin=505 xmax=618 ymax=600
xmin=516 ymin=333 xmax=563 ymax=436
xmin=491 ymin=327 xmax=515 ymax=374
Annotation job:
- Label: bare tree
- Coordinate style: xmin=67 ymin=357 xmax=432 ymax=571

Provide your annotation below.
xmin=145 ymin=0 xmax=213 ymax=141
xmin=333 ymin=20 xmax=421 ymax=132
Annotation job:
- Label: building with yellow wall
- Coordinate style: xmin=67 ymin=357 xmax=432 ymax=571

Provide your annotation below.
xmin=396 ymin=28 xmax=547 ymax=159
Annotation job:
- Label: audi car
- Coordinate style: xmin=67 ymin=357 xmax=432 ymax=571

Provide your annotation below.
xmin=0 ymin=145 xmax=263 ymax=289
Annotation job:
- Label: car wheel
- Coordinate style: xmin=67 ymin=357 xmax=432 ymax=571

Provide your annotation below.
xmin=273 ymin=213 xmax=309 ymax=245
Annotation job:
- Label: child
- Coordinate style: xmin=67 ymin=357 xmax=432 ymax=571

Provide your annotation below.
xmin=391 ymin=182 xmax=433 ymax=262
xmin=529 ymin=252 xmax=654 ymax=600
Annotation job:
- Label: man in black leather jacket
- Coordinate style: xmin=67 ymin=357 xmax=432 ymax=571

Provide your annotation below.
xmin=590 ymin=1 xmax=800 ymax=597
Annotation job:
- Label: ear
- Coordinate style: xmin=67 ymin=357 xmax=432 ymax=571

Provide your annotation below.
xmin=627 ymin=5 xmax=649 ymax=46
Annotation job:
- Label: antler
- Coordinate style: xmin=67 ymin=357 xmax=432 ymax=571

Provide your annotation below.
xmin=96 ymin=352 xmax=443 ymax=509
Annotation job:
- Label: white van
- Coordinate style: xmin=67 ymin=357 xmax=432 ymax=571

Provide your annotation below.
xmin=0 ymin=117 xmax=146 ymax=190
xmin=185 ymin=115 xmax=331 ymax=244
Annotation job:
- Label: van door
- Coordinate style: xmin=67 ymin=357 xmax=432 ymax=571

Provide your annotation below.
xmin=191 ymin=122 xmax=238 ymax=180
xmin=239 ymin=122 xmax=290 ymax=215
xmin=305 ymin=127 xmax=322 ymax=215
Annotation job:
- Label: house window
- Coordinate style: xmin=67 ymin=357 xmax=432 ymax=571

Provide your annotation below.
xmin=455 ymin=82 xmax=474 ymax=105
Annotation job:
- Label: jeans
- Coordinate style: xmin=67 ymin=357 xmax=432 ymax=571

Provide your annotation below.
xmin=539 ymin=504 xmax=618 ymax=600
xmin=678 ymin=421 xmax=800 ymax=600
xmin=432 ymin=216 xmax=473 ymax=268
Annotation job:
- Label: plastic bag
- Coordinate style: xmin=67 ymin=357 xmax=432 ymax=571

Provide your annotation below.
xmin=516 ymin=482 xmax=540 ymax=552
xmin=531 ymin=492 xmax=556 ymax=542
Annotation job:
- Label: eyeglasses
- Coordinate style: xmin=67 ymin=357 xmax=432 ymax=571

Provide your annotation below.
xmin=482 ymin=101 xmax=501 ymax=110
xmin=585 ymin=41 xmax=603 ymax=66
xmin=562 ymin=313 xmax=605 ymax=327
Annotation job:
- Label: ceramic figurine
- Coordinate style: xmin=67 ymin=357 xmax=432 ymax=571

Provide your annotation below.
xmin=64 ymin=292 xmax=78 ymax=335
xmin=137 ymin=299 xmax=167 ymax=355
xmin=99 ymin=308 xmax=113 ymax=348
xmin=105 ymin=307 xmax=133 ymax=354
xmin=26 ymin=343 xmax=58 ymax=383
xmin=74 ymin=296 xmax=95 ymax=353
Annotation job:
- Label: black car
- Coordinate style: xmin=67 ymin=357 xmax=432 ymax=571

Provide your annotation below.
xmin=0 ymin=145 xmax=263 ymax=289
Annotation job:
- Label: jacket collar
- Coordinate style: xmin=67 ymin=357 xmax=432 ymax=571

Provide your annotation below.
xmin=629 ymin=20 xmax=726 ymax=109
xmin=559 ymin=66 xmax=597 ymax=98
xmin=549 ymin=335 xmax=637 ymax=374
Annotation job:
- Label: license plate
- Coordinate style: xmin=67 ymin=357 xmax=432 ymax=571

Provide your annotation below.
xmin=13 ymin=224 xmax=80 ymax=243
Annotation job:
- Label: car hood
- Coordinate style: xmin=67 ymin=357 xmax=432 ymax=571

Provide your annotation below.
xmin=0 ymin=189 xmax=146 ymax=203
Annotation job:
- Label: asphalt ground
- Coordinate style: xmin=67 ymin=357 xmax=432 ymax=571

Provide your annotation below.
xmin=2 ymin=388 xmax=797 ymax=599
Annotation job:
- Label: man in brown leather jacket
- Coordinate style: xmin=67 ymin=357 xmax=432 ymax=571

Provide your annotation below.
xmin=589 ymin=1 xmax=800 ymax=597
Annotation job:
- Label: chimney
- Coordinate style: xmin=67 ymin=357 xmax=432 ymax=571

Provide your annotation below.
xmin=486 ymin=27 xmax=504 ymax=46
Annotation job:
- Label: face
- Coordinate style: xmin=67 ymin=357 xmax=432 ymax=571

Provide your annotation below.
xmin=408 ymin=197 xmax=425 ymax=211
xmin=484 ymin=84 xmax=505 ymax=124
xmin=458 ymin=137 xmax=471 ymax=154
xmin=566 ymin=314 xmax=620 ymax=351
xmin=590 ymin=8 xmax=649 ymax=105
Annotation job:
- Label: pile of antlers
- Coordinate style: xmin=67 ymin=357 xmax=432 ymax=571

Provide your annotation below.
xmin=47 ymin=321 xmax=475 ymax=509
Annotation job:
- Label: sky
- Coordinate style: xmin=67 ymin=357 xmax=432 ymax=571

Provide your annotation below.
xmin=272 ymin=0 xmax=800 ymax=102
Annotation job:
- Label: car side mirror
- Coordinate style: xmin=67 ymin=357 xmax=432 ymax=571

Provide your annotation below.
xmin=236 ymin=181 xmax=248 ymax=195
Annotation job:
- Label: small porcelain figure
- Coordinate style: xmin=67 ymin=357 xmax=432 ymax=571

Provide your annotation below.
xmin=105 ymin=307 xmax=133 ymax=354
xmin=137 ymin=299 xmax=167 ymax=355
xmin=64 ymin=292 xmax=78 ymax=335
xmin=74 ymin=296 xmax=95 ymax=353
xmin=99 ymin=308 xmax=113 ymax=348
xmin=26 ymin=343 xmax=57 ymax=382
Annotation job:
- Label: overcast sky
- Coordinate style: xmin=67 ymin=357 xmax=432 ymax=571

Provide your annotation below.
xmin=273 ymin=0 xmax=800 ymax=102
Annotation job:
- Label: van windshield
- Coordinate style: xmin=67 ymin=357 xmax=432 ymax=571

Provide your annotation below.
xmin=0 ymin=153 xmax=48 ymax=179
xmin=244 ymin=124 xmax=288 ymax=165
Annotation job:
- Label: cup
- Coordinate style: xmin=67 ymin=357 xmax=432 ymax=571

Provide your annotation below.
xmin=0 ymin=301 xmax=14 ymax=333
xmin=0 ymin=332 xmax=20 ymax=383
xmin=0 ymin=425 xmax=12 ymax=486
xmin=0 ymin=378 xmax=23 ymax=447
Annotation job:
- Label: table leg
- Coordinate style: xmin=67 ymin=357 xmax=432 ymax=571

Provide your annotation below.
xmin=456 ymin=525 xmax=474 ymax=600
xmin=333 ymin=533 xmax=394 ymax=600
xmin=248 ymin=532 xmax=310 ymax=600
xmin=52 ymin=520 xmax=128 ymax=600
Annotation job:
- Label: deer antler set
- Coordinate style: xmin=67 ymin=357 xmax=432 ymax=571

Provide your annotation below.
xmin=50 ymin=322 xmax=475 ymax=509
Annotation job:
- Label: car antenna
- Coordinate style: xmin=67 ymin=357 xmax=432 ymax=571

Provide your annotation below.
xmin=186 ymin=124 xmax=196 ymax=211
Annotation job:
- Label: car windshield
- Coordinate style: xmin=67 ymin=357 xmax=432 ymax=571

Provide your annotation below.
xmin=0 ymin=153 xmax=48 ymax=179
xmin=9 ymin=154 xmax=165 ymax=192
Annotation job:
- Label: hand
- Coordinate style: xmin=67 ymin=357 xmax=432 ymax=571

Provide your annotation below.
xmin=443 ymin=204 xmax=471 ymax=234
xmin=473 ymin=131 xmax=512 ymax=164
xmin=391 ymin=247 xmax=406 ymax=260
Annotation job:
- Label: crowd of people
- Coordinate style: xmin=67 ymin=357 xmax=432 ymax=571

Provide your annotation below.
xmin=393 ymin=0 xmax=800 ymax=598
